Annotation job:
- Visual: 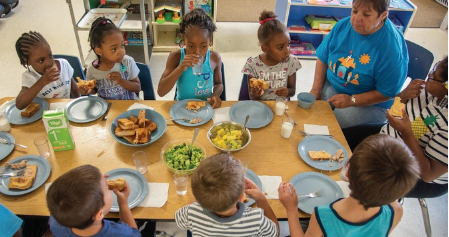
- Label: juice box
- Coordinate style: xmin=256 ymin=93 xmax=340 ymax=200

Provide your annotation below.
xmin=42 ymin=108 xmax=75 ymax=151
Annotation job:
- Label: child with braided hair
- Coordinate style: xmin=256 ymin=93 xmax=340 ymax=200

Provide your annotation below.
xmin=157 ymin=8 xmax=223 ymax=108
xmin=81 ymin=17 xmax=141 ymax=100
xmin=242 ymin=10 xmax=302 ymax=100
xmin=15 ymin=31 xmax=80 ymax=109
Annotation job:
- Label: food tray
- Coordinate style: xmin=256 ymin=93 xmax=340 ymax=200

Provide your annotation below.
xmin=77 ymin=8 xmax=127 ymax=29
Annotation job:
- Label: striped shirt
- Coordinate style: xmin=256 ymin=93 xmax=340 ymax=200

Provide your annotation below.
xmin=381 ymin=91 xmax=448 ymax=184
xmin=175 ymin=202 xmax=278 ymax=237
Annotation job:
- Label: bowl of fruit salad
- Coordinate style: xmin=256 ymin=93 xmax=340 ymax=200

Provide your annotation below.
xmin=207 ymin=121 xmax=251 ymax=152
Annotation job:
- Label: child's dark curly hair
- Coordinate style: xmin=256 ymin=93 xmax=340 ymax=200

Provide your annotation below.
xmin=88 ymin=17 xmax=121 ymax=63
xmin=258 ymin=10 xmax=287 ymax=45
xmin=179 ymin=8 xmax=216 ymax=36
xmin=15 ymin=31 xmax=49 ymax=69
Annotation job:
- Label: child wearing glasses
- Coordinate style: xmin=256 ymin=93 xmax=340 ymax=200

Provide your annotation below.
xmin=157 ymin=8 xmax=223 ymax=108
xmin=382 ymin=56 xmax=448 ymax=197
xmin=279 ymin=134 xmax=420 ymax=237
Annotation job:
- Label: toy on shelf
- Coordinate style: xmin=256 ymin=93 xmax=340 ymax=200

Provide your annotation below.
xmin=175 ymin=28 xmax=182 ymax=44
xmin=156 ymin=11 xmax=166 ymax=23
xmin=172 ymin=11 xmax=181 ymax=23
xmin=291 ymin=41 xmax=316 ymax=55
xmin=154 ymin=0 xmax=182 ymax=24
xmin=305 ymin=14 xmax=337 ymax=31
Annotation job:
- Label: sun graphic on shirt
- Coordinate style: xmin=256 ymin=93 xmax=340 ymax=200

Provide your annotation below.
xmin=359 ymin=54 xmax=370 ymax=65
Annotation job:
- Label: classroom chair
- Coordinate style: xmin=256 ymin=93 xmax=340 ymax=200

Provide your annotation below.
xmin=406 ymin=40 xmax=434 ymax=80
xmin=136 ymin=62 xmax=156 ymax=100
xmin=174 ymin=62 xmax=226 ymax=101
xmin=54 ymin=54 xmax=86 ymax=81
xmin=238 ymin=74 xmax=250 ymax=101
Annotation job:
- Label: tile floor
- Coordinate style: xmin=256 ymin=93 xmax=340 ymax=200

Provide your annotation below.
xmin=0 ymin=0 xmax=447 ymax=236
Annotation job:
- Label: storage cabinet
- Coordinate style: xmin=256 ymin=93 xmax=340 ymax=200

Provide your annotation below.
xmin=275 ymin=0 xmax=417 ymax=59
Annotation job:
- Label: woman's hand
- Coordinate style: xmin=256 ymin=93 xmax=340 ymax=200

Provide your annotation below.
xmin=207 ymin=95 xmax=221 ymax=108
xmin=40 ymin=66 xmax=60 ymax=85
xmin=278 ymin=182 xmax=298 ymax=210
xmin=386 ymin=108 xmax=412 ymax=134
xmin=107 ymin=72 xmax=123 ymax=84
xmin=178 ymin=54 xmax=201 ymax=72
xmin=327 ymin=94 xmax=352 ymax=108
xmin=399 ymin=79 xmax=425 ymax=103
xmin=274 ymin=87 xmax=289 ymax=97
xmin=244 ymin=177 xmax=264 ymax=201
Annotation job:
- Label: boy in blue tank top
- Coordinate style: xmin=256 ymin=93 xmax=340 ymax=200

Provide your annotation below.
xmin=157 ymin=8 xmax=223 ymax=108
xmin=279 ymin=134 xmax=420 ymax=237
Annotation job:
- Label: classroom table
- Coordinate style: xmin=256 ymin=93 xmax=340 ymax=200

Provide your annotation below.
xmin=0 ymin=97 xmax=352 ymax=220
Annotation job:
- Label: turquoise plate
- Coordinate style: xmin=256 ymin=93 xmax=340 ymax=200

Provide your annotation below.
xmin=290 ymin=172 xmax=343 ymax=214
xmin=0 ymin=155 xmax=51 ymax=196
xmin=105 ymin=168 xmax=149 ymax=212
xmin=4 ymin=98 xmax=49 ymax=124
xmin=298 ymin=136 xmax=348 ymax=171
xmin=110 ymin=109 xmax=167 ymax=147
xmin=66 ymin=96 xmax=108 ymax=123
xmin=229 ymin=101 xmax=273 ymax=128
xmin=244 ymin=169 xmax=262 ymax=207
xmin=169 ymin=99 xmax=213 ymax=126
xmin=0 ymin=132 xmax=14 ymax=161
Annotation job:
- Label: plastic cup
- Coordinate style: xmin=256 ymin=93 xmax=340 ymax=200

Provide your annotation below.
xmin=174 ymin=170 xmax=189 ymax=195
xmin=192 ymin=55 xmax=204 ymax=75
xmin=34 ymin=136 xmax=51 ymax=159
xmin=133 ymin=151 xmax=148 ymax=174
xmin=275 ymin=97 xmax=287 ymax=116
xmin=0 ymin=116 xmax=11 ymax=132
xmin=281 ymin=117 xmax=294 ymax=138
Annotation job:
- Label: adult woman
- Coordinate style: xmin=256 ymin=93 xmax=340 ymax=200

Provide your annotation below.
xmin=310 ymin=0 xmax=408 ymax=128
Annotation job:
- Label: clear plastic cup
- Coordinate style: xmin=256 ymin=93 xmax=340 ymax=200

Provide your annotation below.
xmin=275 ymin=97 xmax=287 ymax=116
xmin=174 ymin=170 xmax=189 ymax=195
xmin=34 ymin=136 xmax=51 ymax=159
xmin=192 ymin=55 xmax=204 ymax=75
xmin=281 ymin=117 xmax=294 ymax=138
xmin=133 ymin=151 xmax=148 ymax=174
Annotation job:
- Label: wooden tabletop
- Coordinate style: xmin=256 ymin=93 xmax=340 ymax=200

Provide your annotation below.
xmin=0 ymin=97 xmax=352 ymax=220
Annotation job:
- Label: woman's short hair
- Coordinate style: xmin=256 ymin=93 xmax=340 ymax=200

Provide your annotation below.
xmin=348 ymin=134 xmax=419 ymax=210
xmin=191 ymin=153 xmax=244 ymax=212
xmin=353 ymin=0 xmax=390 ymax=16
xmin=257 ymin=10 xmax=287 ymax=45
xmin=46 ymin=165 xmax=105 ymax=229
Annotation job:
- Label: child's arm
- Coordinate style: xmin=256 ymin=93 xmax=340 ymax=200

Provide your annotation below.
xmin=70 ymin=78 xmax=81 ymax=98
xmin=113 ymin=181 xmax=138 ymax=229
xmin=108 ymin=72 xmax=141 ymax=93
xmin=157 ymin=51 xmax=201 ymax=97
xmin=389 ymin=200 xmax=403 ymax=235
xmin=274 ymin=73 xmax=296 ymax=98
xmin=245 ymin=177 xmax=279 ymax=236
xmin=207 ymin=52 xmax=223 ymax=108
xmin=397 ymin=79 xmax=425 ymax=103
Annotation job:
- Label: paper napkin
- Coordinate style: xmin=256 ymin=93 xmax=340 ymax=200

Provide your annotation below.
xmin=138 ymin=183 xmax=169 ymax=207
xmin=304 ymin=124 xmax=330 ymax=135
xmin=128 ymin=102 xmax=154 ymax=111
xmin=336 ymin=181 xmax=350 ymax=198
xmin=0 ymin=99 xmax=15 ymax=114
xmin=49 ymin=102 xmax=69 ymax=110
xmin=258 ymin=175 xmax=282 ymax=199
xmin=212 ymin=107 xmax=231 ymax=124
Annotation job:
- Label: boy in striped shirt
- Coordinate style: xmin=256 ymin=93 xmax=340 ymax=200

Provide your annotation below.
xmin=175 ymin=153 xmax=279 ymax=237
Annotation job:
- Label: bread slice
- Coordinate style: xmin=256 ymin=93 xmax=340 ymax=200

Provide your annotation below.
xmin=390 ymin=97 xmax=405 ymax=117
xmin=122 ymin=135 xmax=135 ymax=144
xmin=107 ymin=178 xmax=126 ymax=191
xmin=138 ymin=110 xmax=146 ymax=128
xmin=308 ymin=151 xmax=332 ymax=160
xmin=20 ymin=103 xmax=40 ymax=118
xmin=144 ymin=119 xmax=157 ymax=132
xmin=134 ymin=128 xmax=149 ymax=144
xmin=76 ymin=80 xmax=96 ymax=89
xmin=129 ymin=116 xmax=138 ymax=124
xmin=117 ymin=118 xmax=135 ymax=130
xmin=8 ymin=164 xmax=38 ymax=190
xmin=114 ymin=127 xmax=135 ymax=137
xmin=186 ymin=101 xmax=206 ymax=111
xmin=249 ymin=78 xmax=269 ymax=89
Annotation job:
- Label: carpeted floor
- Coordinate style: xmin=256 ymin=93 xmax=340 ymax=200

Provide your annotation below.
xmin=409 ymin=0 xmax=447 ymax=27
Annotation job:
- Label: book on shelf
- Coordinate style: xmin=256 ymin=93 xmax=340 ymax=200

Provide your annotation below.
xmin=291 ymin=42 xmax=316 ymax=55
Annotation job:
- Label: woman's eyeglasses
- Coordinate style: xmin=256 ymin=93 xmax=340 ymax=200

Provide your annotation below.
xmin=427 ymin=61 xmax=446 ymax=83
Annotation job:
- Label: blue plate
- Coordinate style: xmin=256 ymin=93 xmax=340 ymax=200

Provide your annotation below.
xmin=169 ymin=99 xmax=213 ymax=126
xmin=65 ymin=96 xmax=108 ymax=123
xmin=290 ymin=172 xmax=343 ymax=214
xmin=105 ymin=168 xmax=149 ymax=212
xmin=110 ymin=109 xmax=167 ymax=147
xmin=4 ymin=98 xmax=49 ymax=124
xmin=298 ymin=136 xmax=348 ymax=171
xmin=229 ymin=101 xmax=273 ymax=128
xmin=245 ymin=169 xmax=262 ymax=207
xmin=0 ymin=132 xmax=14 ymax=161
xmin=0 ymin=155 xmax=51 ymax=196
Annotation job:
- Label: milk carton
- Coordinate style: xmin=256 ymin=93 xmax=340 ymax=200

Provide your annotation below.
xmin=42 ymin=108 xmax=75 ymax=151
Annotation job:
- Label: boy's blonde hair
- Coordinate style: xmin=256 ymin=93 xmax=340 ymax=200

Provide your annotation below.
xmin=191 ymin=153 xmax=244 ymax=212
xmin=348 ymin=134 xmax=420 ymax=210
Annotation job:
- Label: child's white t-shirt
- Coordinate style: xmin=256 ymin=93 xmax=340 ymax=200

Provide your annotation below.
xmin=21 ymin=59 xmax=74 ymax=98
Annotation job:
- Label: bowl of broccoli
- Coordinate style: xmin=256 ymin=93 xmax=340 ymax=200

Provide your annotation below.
xmin=161 ymin=139 xmax=207 ymax=174
xmin=207 ymin=121 xmax=251 ymax=152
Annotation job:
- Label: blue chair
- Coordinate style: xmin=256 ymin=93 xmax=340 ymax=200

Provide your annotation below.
xmin=174 ymin=62 xmax=226 ymax=101
xmin=239 ymin=74 xmax=250 ymax=100
xmin=54 ymin=54 xmax=85 ymax=81
xmin=136 ymin=62 xmax=156 ymax=100
xmin=406 ymin=40 xmax=434 ymax=80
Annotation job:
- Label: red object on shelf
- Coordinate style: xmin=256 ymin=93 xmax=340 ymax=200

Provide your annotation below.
xmin=291 ymin=42 xmax=316 ymax=55
xmin=289 ymin=25 xmax=307 ymax=31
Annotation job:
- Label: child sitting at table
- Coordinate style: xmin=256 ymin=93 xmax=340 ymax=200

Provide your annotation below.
xmin=46 ymin=164 xmax=140 ymax=236
xmin=15 ymin=31 xmax=80 ymax=109
xmin=175 ymin=152 xmax=279 ymax=236
xmin=80 ymin=17 xmax=141 ymax=100
xmin=241 ymin=10 xmax=302 ymax=100
xmin=0 ymin=202 xmax=23 ymax=237
xmin=278 ymin=134 xmax=420 ymax=237
xmin=157 ymin=8 xmax=223 ymax=108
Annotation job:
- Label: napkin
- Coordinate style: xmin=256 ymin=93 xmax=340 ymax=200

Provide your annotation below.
xmin=128 ymin=102 xmax=154 ymax=111
xmin=0 ymin=99 xmax=15 ymax=114
xmin=49 ymin=102 xmax=69 ymax=110
xmin=138 ymin=183 xmax=169 ymax=207
xmin=212 ymin=107 xmax=231 ymax=124
xmin=258 ymin=175 xmax=282 ymax=199
xmin=304 ymin=124 xmax=330 ymax=135
xmin=45 ymin=183 xmax=52 ymax=193
xmin=336 ymin=181 xmax=350 ymax=198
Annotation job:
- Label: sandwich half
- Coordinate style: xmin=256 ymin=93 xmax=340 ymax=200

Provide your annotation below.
xmin=20 ymin=103 xmax=40 ymax=118
xmin=186 ymin=101 xmax=206 ymax=111
xmin=390 ymin=97 xmax=405 ymax=117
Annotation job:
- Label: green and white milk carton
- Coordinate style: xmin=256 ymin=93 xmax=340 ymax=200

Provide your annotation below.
xmin=42 ymin=108 xmax=75 ymax=151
